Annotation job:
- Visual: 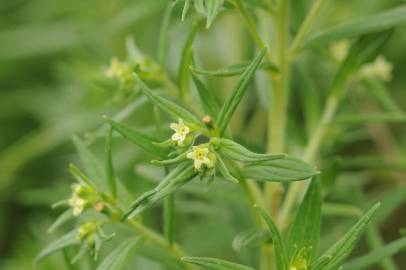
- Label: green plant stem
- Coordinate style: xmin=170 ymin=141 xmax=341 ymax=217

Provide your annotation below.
xmin=289 ymin=0 xmax=327 ymax=57
xmin=277 ymin=96 xmax=338 ymax=229
xmin=262 ymin=1 xmax=290 ymax=270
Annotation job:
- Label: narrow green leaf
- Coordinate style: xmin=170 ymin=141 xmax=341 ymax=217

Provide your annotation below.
xmin=215 ymin=153 xmax=239 ymax=183
xmin=312 ymin=202 xmax=381 ymax=270
xmin=123 ymin=162 xmax=196 ymax=219
xmin=69 ymin=163 xmax=96 ymax=188
xmin=104 ymin=116 xmax=164 ymax=157
xmin=105 ymin=127 xmax=117 ymax=198
xmin=286 ymin=177 xmax=322 ymax=263
xmin=194 ymin=0 xmax=224 ymax=28
xmin=178 ymin=20 xmax=203 ymax=100
xmin=255 ymin=206 xmax=288 ymax=270
xmin=96 ymin=237 xmax=140 ymax=270
xmin=191 ymin=74 xmax=220 ymax=121
xmin=158 ymin=2 xmax=173 ymax=66
xmin=35 ymin=230 xmax=79 ymax=264
xmin=217 ymin=48 xmax=267 ymax=135
xmin=343 ymin=236 xmax=406 ymax=270
xmin=304 ymin=5 xmax=406 ymax=47
xmin=232 ymin=229 xmax=269 ymax=252
xmin=242 ymin=157 xmax=316 ymax=182
xmin=48 ymin=209 xmax=74 ymax=233
xmin=132 ymin=73 xmax=202 ymax=126
xmin=182 ymin=256 xmax=255 ymax=270
xmin=72 ymin=136 xmax=104 ymax=182
xmin=330 ymin=31 xmax=393 ymax=99
xmin=191 ymin=61 xmax=278 ymax=77
xmin=164 ymin=194 xmax=175 ymax=246
xmin=218 ymin=138 xmax=285 ymax=164
xmin=337 ymin=156 xmax=406 ymax=172
xmin=322 ymin=203 xmax=363 ymax=218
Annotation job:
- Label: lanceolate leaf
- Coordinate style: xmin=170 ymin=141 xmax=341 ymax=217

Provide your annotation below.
xmin=178 ymin=20 xmax=203 ymax=99
xmin=232 ymin=229 xmax=269 ymax=252
xmin=286 ymin=177 xmax=322 ymax=263
xmin=217 ymin=48 xmax=267 ymax=136
xmin=304 ymin=5 xmax=406 ymax=47
xmin=330 ymin=31 xmax=393 ymax=98
xmin=194 ymin=0 xmax=224 ymax=28
xmin=48 ymin=209 xmax=74 ymax=233
xmin=255 ymin=206 xmax=288 ymax=270
xmin=218 ymin=138 xmax=285 ymax=164
xmin=190 ymin=61 xmax=278 ymax=77
xmin=182 ymin=256 xmax=255 ymax=270
xmin=343 ymin=236 xmax=406 ymax=270
xmin=72 ymin=135 xmax=105 ymax=183
xmin=191 ymin=74 xmax=220 ymax=121
xmin=242 ymin=157 xmax=316 ymax=182
xmin=105 ymin=126 xmax=117 ymax=198
xmin=105 ymin=117 xmax=164 ymax=157
xmin=123 ymin=162 xmax=196 ymax=219
xmin=132 ymin=73 xmax=202 ymax=126
xmin=97 ymin=237 xmax=140 ymax=270
xmin=215 ymin=153 xmax=239 ymax=183
xmin=311 ymin=202 xmax=381 ymax=270
xmin=35 ymin=230 xmax=79 ymax=264
xmin=336 ymin=113 xmax=406 ymax=124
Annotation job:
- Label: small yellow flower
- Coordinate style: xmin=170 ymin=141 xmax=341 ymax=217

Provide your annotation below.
xmin=186 ymin=145 xmax=214 ymax=170
xmin=360 ymin=55 xmax=393 ymax=81
xmin=170 ymin=119 xmax=190 ymax=146
xmin=330 ymin=40 xmax=350 ymax=62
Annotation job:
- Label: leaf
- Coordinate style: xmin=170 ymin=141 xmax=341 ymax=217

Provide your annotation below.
xmin=322 ymin=203 xmax=363 ymax=218
xmin=215 ymin=153 xmax=239 ymax=183
xmin=337 ymin=156 xmax=406 ymax=172
xmin=132 ymin=73 xmax=202 ymax=126
xmin=336 ymin=113 xmax=406 ymax=124
xmin=218 ymin=138 xmax=285 ymax=164
xmin=105 ymin=126 xmax=117 ymax=198
xmin=242 ymin=157 xmax=316 ymax=182
xmin=217 ymin=48 xmax=267 ymax=135
xmin=69 ymin=163 xmax=96 ymax=188
xmin=72 ymin=135 xmax=105 ymax=182
xmin=194 ymin=0 xmax=224 ymax=28
xmin=191 ymin=74 xmax=220 ymax=121
xmin=178 ymin=19 xmax=203 ymax=100
xmin=232 ymin=229 xmax=269 ymax=252
xmin=363 ymin=78 xmax=403 ymax=114
xmin=343 ymin=236 xmax=406 ymax=270
xmin=182 ymin=257 xmax=255 ymax=270
xmin=123 ymin=162 xmax=196 ymax=219
xmin=286 ymin=177 xmax=322 ymax=263
xmin=48 ymin=209 xmax=74 ymax=233
xmin=255 ymin=206 xmax=288 ymax=270
xmin=311 ymin=202 xmax=381 ymax=270
xmin=35 ymin=230 xmax=79 ymax=264
xmin=304 ymin=5 xmax=406 ymax=47
xmin=96 ymin=237 xmax=140 ymax=270
xmin=104 ymin=116 xmax=164 ymax=157
xmin=190 ymin=61 xmax=278 ymax=77
xmin=329 ymin=30 xmax=393 ymax=98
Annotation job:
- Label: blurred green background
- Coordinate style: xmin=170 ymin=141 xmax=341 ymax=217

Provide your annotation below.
xmin=0 ymin=0 xmax=405 ymax=269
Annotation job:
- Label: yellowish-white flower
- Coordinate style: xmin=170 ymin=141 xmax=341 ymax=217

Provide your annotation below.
xmin=105 ymin=58 xmax=131 ymax=79
xmin=69 ymin=195 xmax=86 ymax=216
xmin=330 ymin=40 xmax=350 ymax=62
xmin=170 ymin=119 xmax=190 ymax=146
xmin=186 ymin=145 xmax=214 ymax=170
xmin=360 ymin=55 xmax=393 ymax=82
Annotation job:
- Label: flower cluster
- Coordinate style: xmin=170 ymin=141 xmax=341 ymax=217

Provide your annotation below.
xmin=68 ymin=183 xmax=99 ymax=216
xmin=360 ymin=55 xmax=393 ymax=82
